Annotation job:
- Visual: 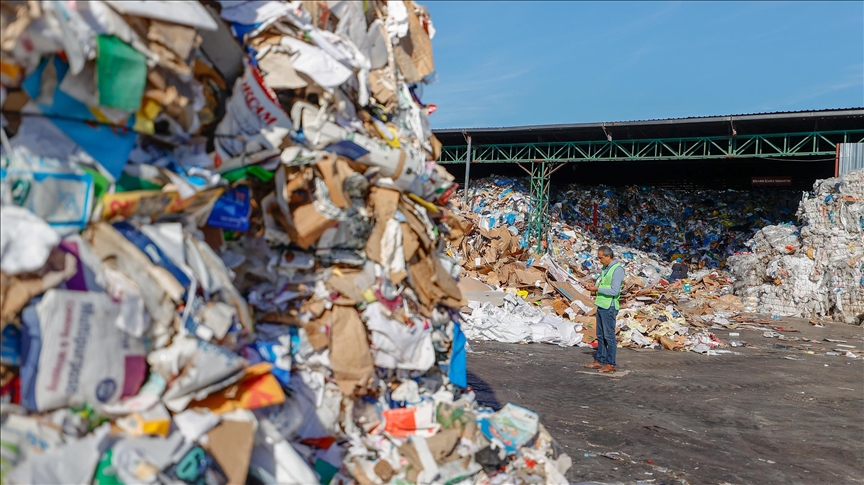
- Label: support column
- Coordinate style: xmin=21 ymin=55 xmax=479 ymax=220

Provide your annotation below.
xmin=522 ymin=160 xmax=568 ymax=254
xmin=528 ymin=160 xmax=551 ymax=254
xmin=462 ymin=135 xmax=472 ymax=206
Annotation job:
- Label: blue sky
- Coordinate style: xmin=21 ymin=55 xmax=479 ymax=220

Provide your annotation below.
xmin=423 ymin=1 xmax=864 ymax=129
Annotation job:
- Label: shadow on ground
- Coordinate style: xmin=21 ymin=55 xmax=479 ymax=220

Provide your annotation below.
xmin=467 ymin=369 xmax=502 ymax=411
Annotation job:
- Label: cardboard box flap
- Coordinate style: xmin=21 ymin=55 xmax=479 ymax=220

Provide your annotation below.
xmin=329 ymin=306 xmax=375 ymax=395
xmin=326 ymin=272 xmax=364 ymax=304
xmin=514 ymin=268 xmax=545 ymax=286
xmin=273 ymin=166 xmax=337 ymax=249
xmin=202 ymin=420 xmax=255 ymax=485
xmin=457 ymin=277 xmax=493 ymax=293
xmin=431 ymin=252 xmax=463 ymax=303
xmin=392 ymin=0 xmax=434 ymax=83
xmin=551 ymin=280 xmax=595 ymax=314
xmin=399 ymin=197 xmax=433 ymax=251
xmin=401 ymin=222 xmax=421 ymax=261
xmin=429 ymin=133 xmax=442 ymax=161
xmin=316 ymin=154 xmax=350 ymax=209
xmin=288 ymin=203 xmax=336 ymax=250
xmin=369 ymin=67 xmax=397 ymax=111
xmin=408 ymin=254 xmax=435 ymax=308
xmin=365 ymin=187 xmax=401 ymax=263
xmin=444 ymin=212 xmax=467 ymax=244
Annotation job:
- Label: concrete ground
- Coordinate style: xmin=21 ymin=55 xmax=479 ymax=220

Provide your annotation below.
xmin=466 ymin=317 xmax=864 ymax=485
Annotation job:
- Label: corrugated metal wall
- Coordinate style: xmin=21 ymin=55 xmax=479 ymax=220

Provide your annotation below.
xmin=837 ymin=143 xmax=864 ymax=176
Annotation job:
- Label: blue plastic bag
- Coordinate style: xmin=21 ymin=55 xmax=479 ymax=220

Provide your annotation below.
xmin=449 ymin=323 xmax=467 ymax=388
xmin=207 ymin=185 xmax=251 ymax=232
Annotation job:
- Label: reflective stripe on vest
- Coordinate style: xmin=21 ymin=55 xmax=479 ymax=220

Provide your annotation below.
xmin=594 ymin=262 xmax=622 ymax=310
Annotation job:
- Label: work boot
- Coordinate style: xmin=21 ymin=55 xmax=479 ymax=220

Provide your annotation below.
xmin=584 ymin=361 xmax=602 ymax=369
xmin=599 ymin=364 xmax=616 ymax=373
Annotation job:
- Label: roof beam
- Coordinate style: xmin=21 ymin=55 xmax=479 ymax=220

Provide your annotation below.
xmin=438 ymin=130 xmax=864 ymax=164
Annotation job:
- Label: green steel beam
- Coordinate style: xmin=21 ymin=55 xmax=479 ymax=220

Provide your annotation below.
xmin=527 ymin=160 xmax=549 ymax=253
xmin=439 ymin=130 xmax=864 ymax=164
xmin=449 ymin=129 xmax=864 ymax=255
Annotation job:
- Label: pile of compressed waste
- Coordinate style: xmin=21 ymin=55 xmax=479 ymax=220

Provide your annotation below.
xmin=728 ymin=169 xmax=864 ymax=324
xmin=555 ymin=183 xmax=799 ymax=268
xmin=449 ymin=176 xmax=745 ymax=353
xmin=0 ymin=2 xmax=571 ymax=484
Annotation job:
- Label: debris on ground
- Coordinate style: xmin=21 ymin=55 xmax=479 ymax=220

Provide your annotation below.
xmin=0 ymin=2 xmax=570 ymax=484
xmin=448 ymin=177 xmax=749 ymax=353
xmin=729 ymin=169 xmax=864 ymax=324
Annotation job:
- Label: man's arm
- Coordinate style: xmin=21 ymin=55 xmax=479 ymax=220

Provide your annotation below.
xmin=597 ymin=266 xmax=625 ymax=296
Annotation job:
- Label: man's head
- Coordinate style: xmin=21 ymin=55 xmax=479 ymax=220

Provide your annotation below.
xmin=597 ymin=246 xmax=614 ymax=266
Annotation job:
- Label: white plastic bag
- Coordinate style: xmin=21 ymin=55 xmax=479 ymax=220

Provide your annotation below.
xmin=19 ymin=290 xmax=147 ymax=412
xmin=0 ymin=206 xmax=60 ymax=275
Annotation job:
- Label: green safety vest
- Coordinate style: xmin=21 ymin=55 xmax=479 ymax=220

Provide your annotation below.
xmin=595 ymin=262 xmax=623 ymax=310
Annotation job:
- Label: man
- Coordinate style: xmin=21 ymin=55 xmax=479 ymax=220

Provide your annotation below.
xmin=583 ymin=246 xmax=625 ymax=373
xmin=670 ymin=258 xmax=688 ymax=282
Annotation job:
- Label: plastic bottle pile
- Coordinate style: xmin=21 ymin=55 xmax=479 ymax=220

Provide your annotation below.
xmin=728 ymin=169 xmax=864 ymax=324
xmin=0 ymin=2 xmax=571 ymax=484
xmin=450 ymin=177 xmax=743 ymax=354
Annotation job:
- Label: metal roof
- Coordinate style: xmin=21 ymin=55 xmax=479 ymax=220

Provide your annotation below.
xmin=432 ymin=108 xmax=864 ymax=146
xmin=433 ymin=108 xmax=864 ymax=134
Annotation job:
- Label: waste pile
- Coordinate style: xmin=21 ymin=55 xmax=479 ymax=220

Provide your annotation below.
xmin=457 ymin=177 xmax=671 ymax=285
xmin=450 ymin=177 xmax=743 ymax=353
xmin=0 ymin=2 xmax=571 ymax=484
xmin=555 ymin=184 xmax=798 ymax=268
xmin=729 ymin=169 xmax=864 ymax=324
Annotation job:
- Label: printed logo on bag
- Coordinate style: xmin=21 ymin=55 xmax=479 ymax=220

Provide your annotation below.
xmin=95 ymin=378 xmax=118 ymax=402
xmin=11 ymin=179 xmax=30 ymax=206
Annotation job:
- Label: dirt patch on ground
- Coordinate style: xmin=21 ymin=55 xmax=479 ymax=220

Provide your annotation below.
xmin=466 ymin=317 xmax=864 ymax=484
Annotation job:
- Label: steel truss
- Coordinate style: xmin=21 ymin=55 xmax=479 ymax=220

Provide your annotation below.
xmin=445 ymin=129 xmax=864 ymax=253
xmin=440 ymin=130 xmax=864 ymax=165
xmin=516 ymin=160 xmax=567 ymax=253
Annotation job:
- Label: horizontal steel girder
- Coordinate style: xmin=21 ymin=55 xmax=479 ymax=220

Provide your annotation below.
xmin=438 ymin=130 xmax=864 ymax=164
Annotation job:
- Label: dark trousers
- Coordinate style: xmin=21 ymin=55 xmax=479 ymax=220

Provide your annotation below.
xmin=595 ymin=306 xmax=618 ymax=366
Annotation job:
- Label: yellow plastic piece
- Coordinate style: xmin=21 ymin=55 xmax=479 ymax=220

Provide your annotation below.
xmin=408 ymin=193 xmax=440 ymax=213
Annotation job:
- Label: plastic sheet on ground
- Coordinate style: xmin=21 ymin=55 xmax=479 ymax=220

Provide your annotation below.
xmin=464 ymin=293 xmax=584 ymax=347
